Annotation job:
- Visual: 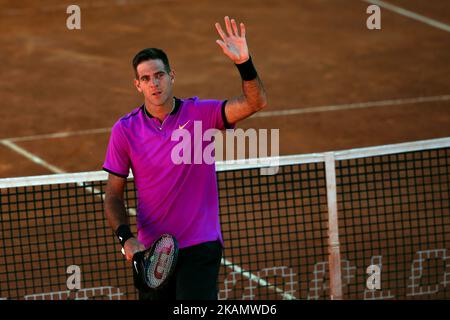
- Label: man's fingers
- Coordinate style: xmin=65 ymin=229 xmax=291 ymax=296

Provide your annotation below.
xmin=240 ymin=22 xmax=246 ymax=38
xmin=231 ymin=18 xmax=239 ymax=37
xmin=224 ymin=16 xmax=233 ymax=37
xmin=216 ymin=40 xmax=228 ymax=52
xmin=215 ymin=22 xmax=227 ymax=41
xmin=126 ymin=252 xmax=133 ymax=261
xmin=217 ymin=17 xmax=244 ymax=39
xmin=217 ymin=40 xmax=237 ymax=59
xmin=122 ymin=237 xmax=146 ymax=261
xmin=125 ymin=247 xmax=143 ymax=262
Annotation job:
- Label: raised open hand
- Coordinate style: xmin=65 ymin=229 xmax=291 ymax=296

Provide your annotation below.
xmin=215 ymin=16 xmax=249 ymax=64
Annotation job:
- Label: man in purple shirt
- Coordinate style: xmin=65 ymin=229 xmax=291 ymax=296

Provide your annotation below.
xmin=103 ymin=16 xmax=267 ymax=300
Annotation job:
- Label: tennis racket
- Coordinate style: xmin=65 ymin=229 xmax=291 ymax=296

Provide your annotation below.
xmin=131 ymin=234 xmax=179 ymax=292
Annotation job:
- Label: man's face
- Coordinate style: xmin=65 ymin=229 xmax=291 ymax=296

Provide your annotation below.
xmin=134 ymin=59 xmax=175 ymax=106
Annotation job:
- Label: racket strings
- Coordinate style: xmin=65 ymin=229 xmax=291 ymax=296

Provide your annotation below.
xmin=144 ymin=236 xmax=176 ymax=288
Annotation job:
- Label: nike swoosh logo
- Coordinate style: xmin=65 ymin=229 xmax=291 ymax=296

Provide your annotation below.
xmin=178 ymin=120 xmax=190 ymax=130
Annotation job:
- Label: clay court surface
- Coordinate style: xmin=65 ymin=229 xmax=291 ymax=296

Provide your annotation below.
xmin=0 ymin=0 xmax=449 ymax=302
xmin=0 ymin=0 xmax=449 ymax=178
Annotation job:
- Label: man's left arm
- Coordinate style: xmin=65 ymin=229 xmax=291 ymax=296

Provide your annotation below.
xmin=215 ymin=16 xmax=267 ymax=126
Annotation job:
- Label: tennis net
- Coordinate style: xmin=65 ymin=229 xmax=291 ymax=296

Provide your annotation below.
xmin=0 ymin=137 xmax=449 ymax=300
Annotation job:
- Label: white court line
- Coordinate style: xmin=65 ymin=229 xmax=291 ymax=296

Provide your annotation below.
xmin=363 ymin=0 xmax=450 ymax=33
xmin=251 ymin=94 xmax=450 ymax=118
xmin=0 ymin=140 xmax=293 ymax=300
xmin=221 ymin=258 xmax=296 ymax=300
xmin=2 ymin=94 xmax=449 ymax=143
xmin=1 ymin=140 xmax=66 ymax=174
xmin=6 ymin=127 xmax=111 ymax=143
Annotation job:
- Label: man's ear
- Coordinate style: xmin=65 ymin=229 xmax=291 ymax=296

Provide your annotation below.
xmin=134 ymin=79 xmax=142 ymax=93
xmin=170 ymin=70 xmax=176 ymax=83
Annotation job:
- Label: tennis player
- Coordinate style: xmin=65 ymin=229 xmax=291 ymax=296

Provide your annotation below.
xmin=103 ymin=16 xmax=267 ymax=300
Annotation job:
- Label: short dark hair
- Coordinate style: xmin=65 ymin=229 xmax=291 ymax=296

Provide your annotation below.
xmin=132 ymin=48 xmax=171 ymax=79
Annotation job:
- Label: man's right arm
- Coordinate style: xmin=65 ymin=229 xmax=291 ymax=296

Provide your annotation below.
xmin=104 ymin=173 xmax=145 ymax=261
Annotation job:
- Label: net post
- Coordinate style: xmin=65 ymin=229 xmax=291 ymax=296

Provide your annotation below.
xmin=324 ymin=152 xmax=343 ymax=300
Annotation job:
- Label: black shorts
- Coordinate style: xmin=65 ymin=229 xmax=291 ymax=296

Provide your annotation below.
xmin=138 ymin=240 xmax=223 ymax=300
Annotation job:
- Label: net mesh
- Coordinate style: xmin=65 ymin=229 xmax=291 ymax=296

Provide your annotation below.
xmin=336 ymin=147 xmax=450 ymax=299
xmin=217 ymin=163 xmax=329 ymax=300
xmin=0 ymin=181 xmax=135 ymax=300
xmin=0 ymin=140 xmax=449 ymax=300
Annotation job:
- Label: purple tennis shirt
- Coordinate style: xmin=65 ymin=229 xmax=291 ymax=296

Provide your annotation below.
xmin=103 ymin=97 xmax=233 ymax=249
